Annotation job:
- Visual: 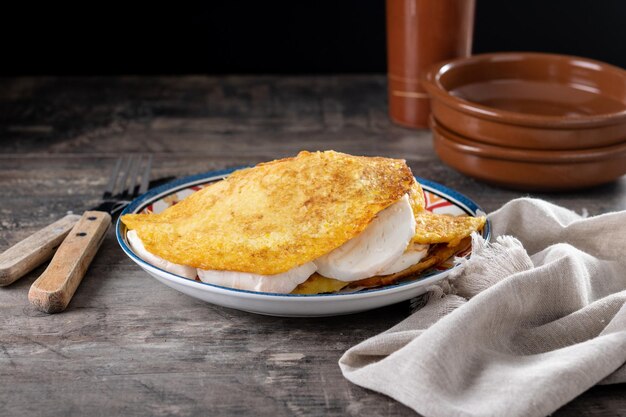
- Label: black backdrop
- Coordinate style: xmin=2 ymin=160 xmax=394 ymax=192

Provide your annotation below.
xmin=3 ymin=0 xmax=625 ymax=75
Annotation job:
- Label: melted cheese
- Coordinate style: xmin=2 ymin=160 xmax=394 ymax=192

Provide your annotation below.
xmin=314 ymin=194 xmax=416 ymax=281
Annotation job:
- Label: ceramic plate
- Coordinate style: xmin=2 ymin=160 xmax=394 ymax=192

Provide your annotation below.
xmin=116 ymin=168 xmax=491 ymax=317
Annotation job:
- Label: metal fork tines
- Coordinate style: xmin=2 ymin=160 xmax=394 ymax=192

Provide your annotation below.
xmin=100 ymin=155 xmax=153 ymax=215
xmin=0 ymin=154 xmax=153 ymax=288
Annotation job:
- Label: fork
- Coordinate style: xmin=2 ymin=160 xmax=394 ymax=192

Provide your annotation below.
xmin=0 ymin=155 xmax=153 ymax=311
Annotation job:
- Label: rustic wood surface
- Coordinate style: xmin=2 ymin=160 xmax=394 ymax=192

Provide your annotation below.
xmin=0 ymin=76 xmax=624 ymax=417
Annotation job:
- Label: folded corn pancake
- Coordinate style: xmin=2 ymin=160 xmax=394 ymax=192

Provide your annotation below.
xmin=413 ymin=211 xmax=485 ymax=247
xmin=292 ymin=238 xmax=470 ymax=294
xmin=122 ymin=150 xmax=417 ymax=275
xmin=122 ymin=150 xmax=485 ymax=294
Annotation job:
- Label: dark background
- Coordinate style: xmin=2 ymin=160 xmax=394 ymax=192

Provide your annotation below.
xmin=2 ymin=0 xmax=625 ymax=75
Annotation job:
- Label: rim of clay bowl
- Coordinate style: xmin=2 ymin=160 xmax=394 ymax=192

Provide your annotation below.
xmin=422 ymin=52 xmax=626 ymax=128
xmin=430 ymin=116 xmax=626 ymax=163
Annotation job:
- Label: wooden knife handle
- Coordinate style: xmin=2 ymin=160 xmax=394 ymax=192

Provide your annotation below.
xmin=0 ymin=214 xmax=82 ymax=286
xmin=28 ymin=211 xmax=111 ymax=313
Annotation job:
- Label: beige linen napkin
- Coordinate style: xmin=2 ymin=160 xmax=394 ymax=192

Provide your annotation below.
xmin=340 ymin=198 xmax=626 ymax=417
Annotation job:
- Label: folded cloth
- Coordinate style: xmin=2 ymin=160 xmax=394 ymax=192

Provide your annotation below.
xmin=339 ymin=198 xmax=626 ymax=417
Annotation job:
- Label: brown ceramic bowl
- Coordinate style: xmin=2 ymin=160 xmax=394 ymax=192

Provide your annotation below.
xmin=430 ymin=116 xmax=626 ymax=191
xmin=422 ymin=52 xmax=626 ymax=150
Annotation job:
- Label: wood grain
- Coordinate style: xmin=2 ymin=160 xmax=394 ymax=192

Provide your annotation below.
xmin=0 ymin=213 xmax=81 ymax=286
xmin=28 ymin=211 xmax=111 ymax=313
xmin=0 ymin=76 xmax=624 ymax=417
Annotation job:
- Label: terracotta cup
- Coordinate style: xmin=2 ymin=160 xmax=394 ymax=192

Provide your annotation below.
xmin=387 ymin=0 xmax=475 ymax=128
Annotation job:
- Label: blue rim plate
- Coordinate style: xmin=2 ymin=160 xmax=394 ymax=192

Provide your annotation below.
xmin=116 ymin=168 xmax=491 ymax=316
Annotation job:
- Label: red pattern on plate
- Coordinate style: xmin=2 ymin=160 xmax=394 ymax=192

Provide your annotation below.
xmin=424 ymin=190 xmax=453 ymax=212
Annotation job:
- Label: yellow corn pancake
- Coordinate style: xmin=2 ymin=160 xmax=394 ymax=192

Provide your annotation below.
xmin=408 ymin=180 xmax=426 ymax=216
xmin=121 ymin=150 xmax=417 ymax=274
xmin=413 ymin=210 xmax=485 ymax=247
xmin=291 ymin=273 xmax=350 ymax=295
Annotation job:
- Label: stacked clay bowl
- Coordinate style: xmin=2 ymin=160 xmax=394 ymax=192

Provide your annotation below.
xmin=421 ymin=52 xmax=626 ymax=191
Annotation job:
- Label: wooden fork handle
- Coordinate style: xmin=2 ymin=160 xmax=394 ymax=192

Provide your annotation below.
xmin=0 ymin=214 xmax=82 ymax=286
xmin=28 ymin=211 xmax=111 ymax=313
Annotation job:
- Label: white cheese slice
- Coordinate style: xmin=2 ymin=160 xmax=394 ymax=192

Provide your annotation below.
xmin=314 ymin=194 xmax=416 ymax=281
xmin=377 ymin=243 xmax=429 ymax=276
xmin=197 ymin=262 xmax=317 ymax=294
xmin=127 ymin=230 xmax=197 ymax=279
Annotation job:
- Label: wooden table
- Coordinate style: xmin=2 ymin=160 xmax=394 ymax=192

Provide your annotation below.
xmin=1 ymin=77 xmax=624 ymax=416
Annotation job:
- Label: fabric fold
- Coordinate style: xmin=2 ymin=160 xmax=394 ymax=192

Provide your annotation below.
xmin=340 ymin=198 xmax=626 ymax=417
